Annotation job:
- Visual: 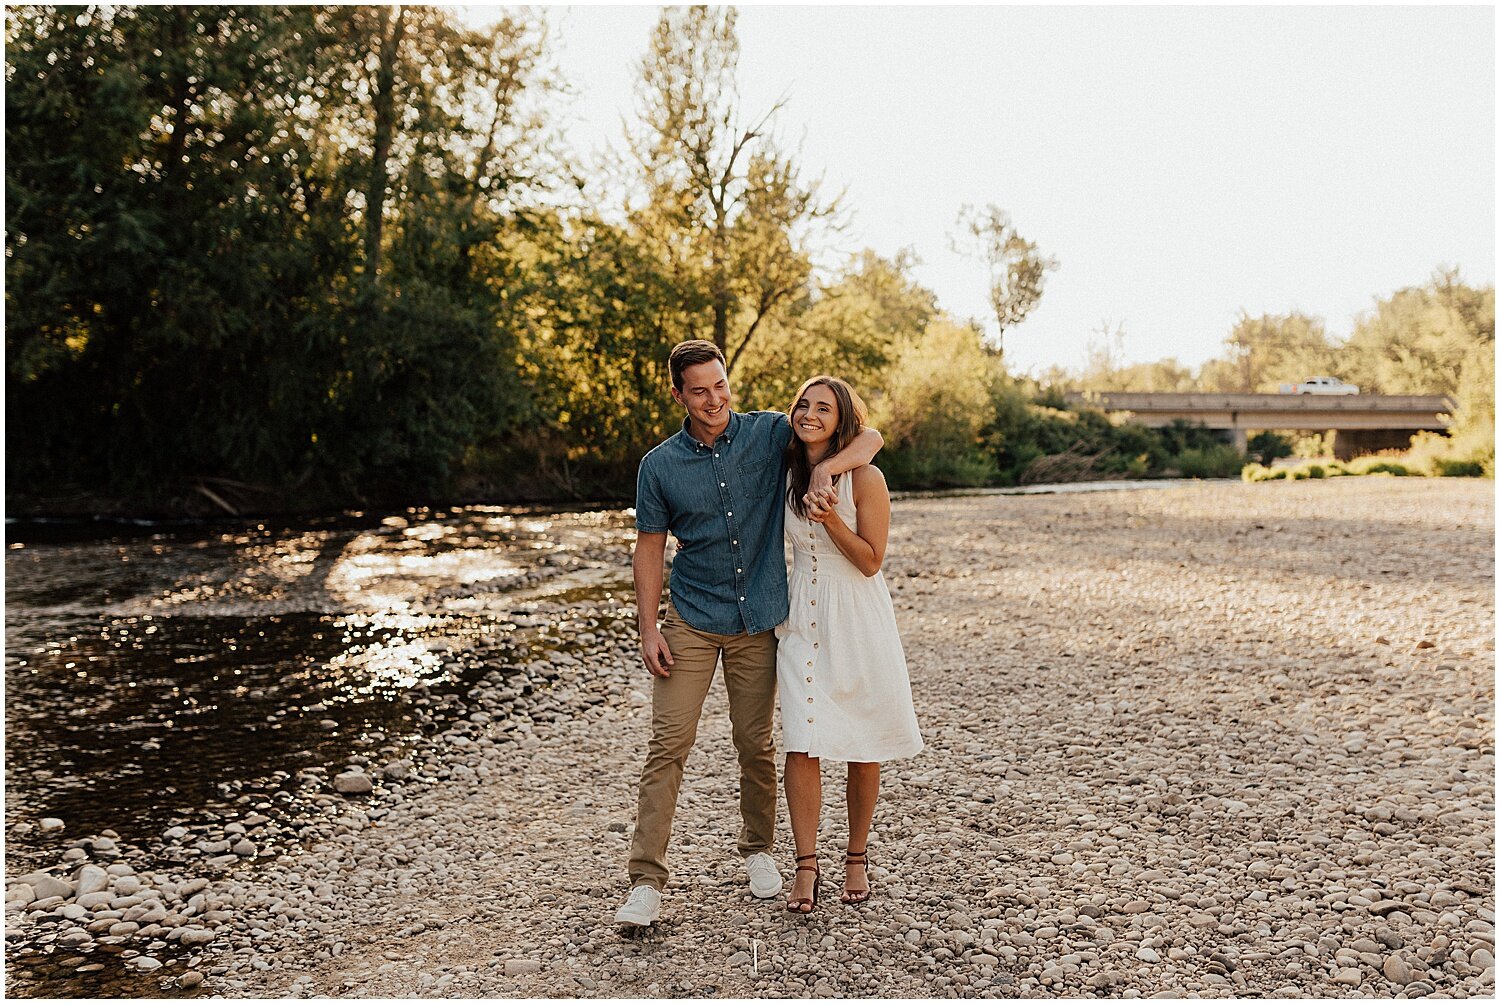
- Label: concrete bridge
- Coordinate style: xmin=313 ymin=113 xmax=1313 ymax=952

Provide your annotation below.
xmin=1067 ymin=392 xmax=1455 ymax=459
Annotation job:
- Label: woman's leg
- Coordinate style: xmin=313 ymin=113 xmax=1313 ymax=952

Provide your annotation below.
xmin=843 ymin=762 xmax=880 ymax=900
xmin=784 ymin=752 xmax=822 ymax=908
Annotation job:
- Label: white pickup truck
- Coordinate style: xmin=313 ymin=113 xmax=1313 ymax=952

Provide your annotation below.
xmin=1278 ymin=376 xmax=1360 ymax=395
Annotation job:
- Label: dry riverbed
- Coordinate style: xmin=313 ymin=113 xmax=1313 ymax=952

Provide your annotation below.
xmin=5 ymin=478 xmax=1494 ymax=998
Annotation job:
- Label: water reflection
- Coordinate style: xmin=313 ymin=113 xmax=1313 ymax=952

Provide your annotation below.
xmin=5 ymin=505 xmax=635 ymax=873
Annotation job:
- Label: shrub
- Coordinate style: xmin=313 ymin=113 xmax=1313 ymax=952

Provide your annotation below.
xmin=1347 ymin=458 xmax=1411 ymax=477
xmin=1434 ymin=458 xmax=1486 ymax=477
xmin=1305 ymin=464 xmax=1326 ymax=479
xmin=1247 ymin=431 xmax=1294 ymax=465
xmin=1174 ymin=444 xmax=1246 ymax=478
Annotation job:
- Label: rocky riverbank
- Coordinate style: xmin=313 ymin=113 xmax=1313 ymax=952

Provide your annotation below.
xmin=6 ymin=478 xmax=1494 ymax=998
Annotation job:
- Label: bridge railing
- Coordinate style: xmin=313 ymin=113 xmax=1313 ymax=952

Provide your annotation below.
xmin=1065 ymin=392 xmax=1455 ymax=413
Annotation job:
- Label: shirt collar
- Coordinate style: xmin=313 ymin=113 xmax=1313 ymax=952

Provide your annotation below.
xmin=679 ymin=410 xmax=741 ymax=452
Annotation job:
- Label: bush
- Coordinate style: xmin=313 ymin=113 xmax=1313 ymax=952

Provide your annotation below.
xmin=1248 ymin=431 xmax=1294 ymax=465
xmin=873 ymin=319 xmax=1000 ymax=489
xmin=1173 ymin=444 xmax=1246 ymax=478
xmin=1434 ymin=458 xmax=1486 ymax=477
xmin=1305 ymin=464 xmax=1326 ymax=479
xmin=1346 ymin=457 xmax=1411 ymax=477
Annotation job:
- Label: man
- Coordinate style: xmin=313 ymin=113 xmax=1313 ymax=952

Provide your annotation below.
xmin=615 ymin=340 xmax=883 ymax=927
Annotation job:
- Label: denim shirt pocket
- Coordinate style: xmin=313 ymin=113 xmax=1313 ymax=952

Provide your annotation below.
xmin=736 ymin=456 xmax=774 ymax=500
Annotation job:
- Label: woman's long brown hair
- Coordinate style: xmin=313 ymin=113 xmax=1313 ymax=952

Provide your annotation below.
xmin=784 ymin=375 xmax=868 ymax=520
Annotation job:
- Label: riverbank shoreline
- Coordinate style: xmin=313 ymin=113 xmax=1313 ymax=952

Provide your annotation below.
xmin=6 ymin=478 xmax=1494 ymax=998
xmin=6 ymin=473 xmax=1222 ymax=526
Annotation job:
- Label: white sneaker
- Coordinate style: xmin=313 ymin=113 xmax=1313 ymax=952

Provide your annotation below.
xmin=745 ymin=852 xmax=783 ymax=898
xmin=614 ymin=885 xmax=661 ymax=927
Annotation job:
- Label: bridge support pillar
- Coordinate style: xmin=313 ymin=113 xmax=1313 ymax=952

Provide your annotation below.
xmin=1230 ymin=427 xmax=1248 ymax=455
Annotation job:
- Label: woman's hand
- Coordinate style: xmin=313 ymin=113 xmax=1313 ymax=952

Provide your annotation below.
xmin=802 ymin=486 xmax=841 ymax=525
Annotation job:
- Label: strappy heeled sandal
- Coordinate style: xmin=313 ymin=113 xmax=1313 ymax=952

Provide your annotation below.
xmin=786 ymin=853 xmax=820 ymax=914
xmin=841 ymin=848 xmax=872 ymax=905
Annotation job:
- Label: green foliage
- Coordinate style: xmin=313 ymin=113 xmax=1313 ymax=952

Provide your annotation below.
xmin=1434 ymin=459 xmax=1486 ymax=478
xmin=1292 ymin=432 xmax=1336 ymax=459
xmin=1248 ymin=431 xmax=1295 ymax=465
xmin=872 ymin=319 xmax=1000 ymax=488
xmin=7 ymin=7 xmax=1489 ymax=509
xmin=1172 ymin=445 xmax=1246 ymax=479
xmin=6 ymin=5 xmax=562 ymax=503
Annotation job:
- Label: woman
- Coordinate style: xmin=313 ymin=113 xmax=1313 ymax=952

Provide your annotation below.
xmin=777 ymin=376 xmax=923 ymax=914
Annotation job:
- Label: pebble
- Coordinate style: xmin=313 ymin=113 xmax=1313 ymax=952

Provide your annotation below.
xmin=504 ymin=959 xmax=543 ymax=976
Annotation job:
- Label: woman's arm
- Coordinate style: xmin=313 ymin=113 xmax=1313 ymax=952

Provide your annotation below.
xmin=807 ymin=466 xmax=890 ymax=577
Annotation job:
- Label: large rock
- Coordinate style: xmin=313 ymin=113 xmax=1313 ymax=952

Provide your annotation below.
xmin=33 ymin=875 xmax=74 ymax=900
xmin=74 ymin=865 xmax=110 ymax=897
xmin=334 ymin=771 xmax=373 ymax=795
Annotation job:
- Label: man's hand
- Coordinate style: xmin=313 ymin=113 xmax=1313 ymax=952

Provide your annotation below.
xmin=802 ymin=486 xmax=839 ymax=524
xmin=809 ymin=463 xmax=834 ymax=495
xmin=640 ymin=623 xmax=675 ymax=678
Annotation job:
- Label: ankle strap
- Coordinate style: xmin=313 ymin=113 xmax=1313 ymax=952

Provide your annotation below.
xmin=795 ymin=853 xmax=818 ymax=862
xmin=845 ymin=849 xmax=867 ymax=859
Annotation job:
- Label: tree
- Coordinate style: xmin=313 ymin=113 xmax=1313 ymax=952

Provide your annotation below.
xmin=1344 ymin=268 xmax=1494 ymax=396
xmin=5 ymin=5 xmax=563 ymax=504
xmin=950 ymin=203 xmax=1058 ymax=356
xmin=627 ymin=5 xmax=836 ymax=371
xmin=1222 ymin=311 xmax=1338 ymax=392
xmin=733 ymin=248 xmax=937 ymax=412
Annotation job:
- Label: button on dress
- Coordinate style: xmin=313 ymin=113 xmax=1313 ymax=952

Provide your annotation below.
xmin=776 ymin=473 xmax=923 ymax=762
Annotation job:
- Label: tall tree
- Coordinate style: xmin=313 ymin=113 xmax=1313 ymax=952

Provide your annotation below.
xmin=950 ymin=203 xmax=1058 ymax=357
xmin=1222 ymin=311 xmax=1338 ymax=392
xmin=627 ymin=5 xmax=835 ymax=370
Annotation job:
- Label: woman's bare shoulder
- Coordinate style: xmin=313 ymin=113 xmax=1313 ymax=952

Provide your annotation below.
xmin=851 ymin=464 xmax=889 ymax=494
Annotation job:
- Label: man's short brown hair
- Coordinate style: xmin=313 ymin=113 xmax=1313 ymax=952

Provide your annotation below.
xmin=668 ymin=339 xmax=726 ymax=391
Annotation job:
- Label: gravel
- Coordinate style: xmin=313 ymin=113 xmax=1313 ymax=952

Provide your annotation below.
xmin=5 ymin=479 xmax=1492 ymax=999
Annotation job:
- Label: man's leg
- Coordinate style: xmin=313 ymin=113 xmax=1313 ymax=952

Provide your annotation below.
xmin=720 ymin=628 xmax=779 ymax=858
xmin=626 ymin=605 xmax=720 ymax=890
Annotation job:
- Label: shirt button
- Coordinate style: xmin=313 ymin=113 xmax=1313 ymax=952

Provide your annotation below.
xmin=720 ymin=482 xmax=726 ymax=487
xmin=714 ymin=453 xmax=720 ymax=458
xmin=806 ymin=718 xmax=813 ymax=724
xmin=811 ymin=577 xmax=817 ymax=584
xmin=811 ymin=621 xmax=816 ymax=628
xmin=806 ymin=676 xmax=813 ymax=683
xmin=813 ymin=642 xmax=819 ymax=649
xmin=806 ymin=661 xmax=812 ymax=668
xmin=737 ymin=568 xmax=743 ymax=573
xmin=739 ymin=596 xmax=746 ymax=601
xmin=807 ymin=697 xmax=813 ymax=703
xmin=810 ymin=599 xmax=816 ymax=606
xmin=732 ymin=540 xmax=738 ymax=546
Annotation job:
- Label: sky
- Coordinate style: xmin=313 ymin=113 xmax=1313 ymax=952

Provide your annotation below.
xmin=458 ymin=5 xmax=1495 ymax=376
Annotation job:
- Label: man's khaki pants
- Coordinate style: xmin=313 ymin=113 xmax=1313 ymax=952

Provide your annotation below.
xmin=627 ymin=603 xmax=778 ymax=891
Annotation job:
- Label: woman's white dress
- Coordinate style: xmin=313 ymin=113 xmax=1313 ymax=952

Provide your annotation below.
xmin=776 ymin=471 xmax=923 ymax=762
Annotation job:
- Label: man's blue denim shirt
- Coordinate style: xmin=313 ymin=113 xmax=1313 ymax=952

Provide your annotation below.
xmin=635 ymin=410 xmax=793 ymax=635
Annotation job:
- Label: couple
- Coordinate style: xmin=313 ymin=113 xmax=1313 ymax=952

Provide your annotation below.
xmin=615 ymin=339 xmax=922 ymax=926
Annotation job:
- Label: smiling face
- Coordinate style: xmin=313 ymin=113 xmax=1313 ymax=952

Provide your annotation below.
xmin=672 ymin=359 xmax=732 ymax=441
xmin=791 ymin=383 xmax=840 ymax=450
